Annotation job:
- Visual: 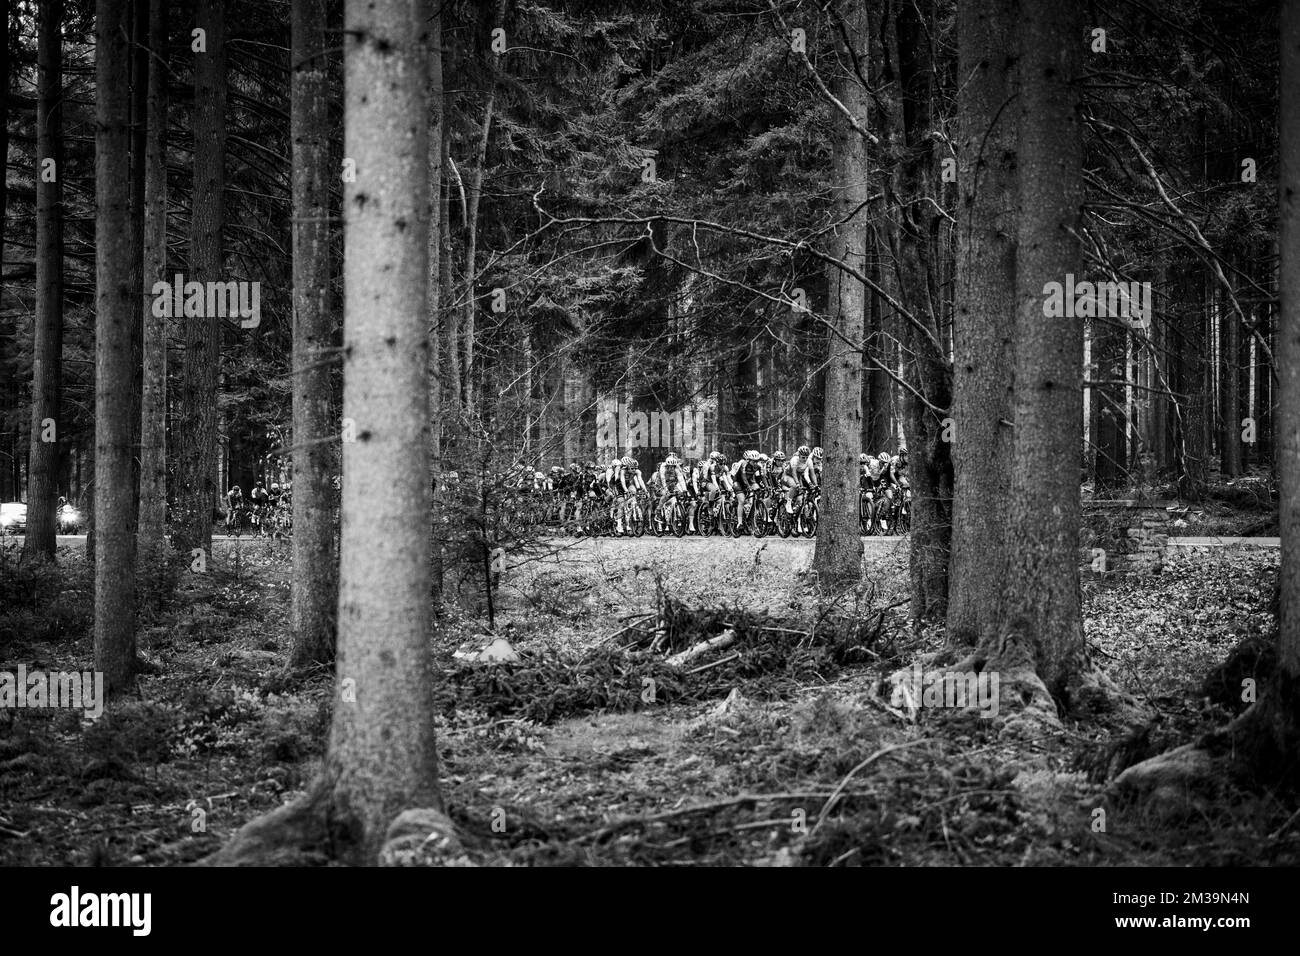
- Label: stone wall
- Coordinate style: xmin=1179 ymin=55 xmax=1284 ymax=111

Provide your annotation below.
xmin=1079 ymin=499 xmax=1170 ymax=572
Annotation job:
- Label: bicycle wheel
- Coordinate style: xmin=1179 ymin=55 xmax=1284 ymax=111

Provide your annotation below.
xmin=859 ymin=492 xmax=872 ymax=536
xmin=749 ymin=498 xmax=768 ymax=538
xmin=801 ymin=499 xmax=818 ymax=538
xmin=670 ymin=499 xmax=687 ymax=537
xmin=775 ymin=501 xmax=792 ymax=538
xmin=631 ymin=498 xmax=647 ymax=537
xmin=731 ymin=498 xmax=747 ymax=538
xmin=874 ymin=495 xmax=895 ymax=535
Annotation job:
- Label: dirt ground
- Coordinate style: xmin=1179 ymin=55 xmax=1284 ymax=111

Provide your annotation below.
xmin=0 ymin=533 xmax=1294 ymax=866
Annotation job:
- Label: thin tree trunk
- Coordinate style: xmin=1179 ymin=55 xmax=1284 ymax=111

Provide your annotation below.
xmin=137 ymin=0 xmax=168 ymax=547
xmin=290 ymin=0 xmax=339 ymax=667
xmin=327 ymin=0 xmax=442 ymax=863
xmin=461 ymin=0 xmax=508 ymax=412
xmin=947 ymin=0 xmax=1017 ymax=648
xmin=988 ymin=0 xmax=1086 ymax=706
xmin=94 ymin=0 xmax=141 ymax=695
xmin=1221 ymin=272 xmax=1243 ymax=477
xmin=812 ymin=1 xmax=868 ymax=584
xmin=24 ymin=0 xmax=64 ymax=561
xmin=176 ymin=0 xmax=226 ymax=554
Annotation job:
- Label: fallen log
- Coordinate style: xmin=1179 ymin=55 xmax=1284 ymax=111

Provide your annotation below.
xmin=666 ymin=629 xmax=737 ymax=668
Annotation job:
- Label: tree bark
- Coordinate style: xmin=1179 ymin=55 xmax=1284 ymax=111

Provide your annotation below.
xmin=328 ymin=0 xmax=442 ymax=863
xmin=94 ymin=0 xmax=141 ymax=695
xmin=891 ymin=0 xmax=952 ymax=623
xmin=176 ymin=0 xmax=226 ymax=555
xmin=1261 ymin=0 xmax=1300 ymax=775
xmin=290 ymin=0 xmax=340 ymax=667
xmin=428 ymin=5 xmax=444 ymax=602
xmin=812 ymin=1 xmax=869 ymax=584
xmin=137 ymin=0 xmax=168 ymax=548
xmin=24 ymin=0 xmax=65 ymax=561
xmin=1220 ymin=274 xmax=1243 ymax=477
xmin=987 ymin=0 xmax=1086 ymax=707
xmin=947 ymin=0 xmax=1017 ymax=648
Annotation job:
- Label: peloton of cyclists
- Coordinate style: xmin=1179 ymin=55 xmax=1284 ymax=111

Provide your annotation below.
xmin=453 ymin=445 xmax=907 ymax=534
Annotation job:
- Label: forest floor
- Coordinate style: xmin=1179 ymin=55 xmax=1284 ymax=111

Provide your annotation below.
xmin=0 ymin=526 xmax=1295 ymax=866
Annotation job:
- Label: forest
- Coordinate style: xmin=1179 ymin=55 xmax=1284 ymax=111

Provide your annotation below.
xmin=0 ymin=0 xmax=1297 ymax=882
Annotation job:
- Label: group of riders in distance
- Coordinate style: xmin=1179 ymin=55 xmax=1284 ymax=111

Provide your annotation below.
xmin=503 ymin=445 xmax=911 ymax=539
xmin=223 ymin=481 xmax=292 ymax=537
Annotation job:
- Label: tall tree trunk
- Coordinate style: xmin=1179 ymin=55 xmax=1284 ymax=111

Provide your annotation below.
xmin=986 ymin=0 xmax=1086 ymax=710
xmin=441 ymin=123 xmax=460 ymax=421
xmin=1220 ymin=274 xmax=1243 ymax=477
xmin=176 ymin=0 xmax=226 ymax=555
xmin=812 ymin=1 xmax=868 ymax=583
xmin=290 ymin=0 xmax=339 ymax=667
xmin=1094 ymin=313 xmax=1127 ymax=489
xmin=137 ymin=0 xmax=168 ymax=547
xmin=461 ymin=0 xmax=508 ymax=412
xmin=1261 ymin=0 xmax=1300 ymax=777
xmin=427 ymin=6 xmax=444 ymax=602
xmin=94 ymin=0 xmax=141 ymax=695
xmin=24 ymin=0 xmax=64 ymax=561
xmin=328 ymin=0 xmax=442 ymax=863
xmin=891 ymin=0 xmax=952 ymax=623
xmin=947 ymin=0 xmax=1017 ymax=648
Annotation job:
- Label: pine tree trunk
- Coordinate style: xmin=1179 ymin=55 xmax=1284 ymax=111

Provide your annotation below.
xmin=289 ymin=0 xmax=339 ymax=667
xmin=812 ymin=2 xmax=868 ymax=583
xmin=1220 ymin=278 xmax=1243 ymax=477
xmin=892 ymin=0 xmax=952 ymax=623
xmin=175 ymin=0 xmax=226 ymax=554
xmin=1270 ymin=0 xmax=1300 ymax=763
xmin=94 ymin=0 xmax=141 ymax=695
xmin=428 ymin=6 xmax=444 ymax=602
xmin=327 ymin=0 xmax=442 ymax=863
xmin=947 ymin=0 xmax=1017 ymax=648
xmin=988 ymin=0 xmax=1086 ymax=703
xmin=137 ymin=0 xmax=168 ymax=548
xmin=24 ymin=0 xmax=64 ymax=562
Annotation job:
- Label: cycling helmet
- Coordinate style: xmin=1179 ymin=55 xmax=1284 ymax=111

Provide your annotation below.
xmin=759 ymin=453 xmax=769 ymax=462
xmin=232 ymin=485 xmax=241 ymax=492
xmin=878 ymin=451 xmax=890 ymax=462
xmin=630 ymin=458 xmax=640 ymax=470
xmin=797 ymin=445 xmax=811 ymax=458
xmin=534 ymin=471 xmax=545 ymax=481
xmin=744 ymin=449 xmax=758 ymax=462
xmin=271 ymin=483 xmax=280 ymax=491
xmin=859 ymin=453 xmax=869 ymax=463
xmin=551 ymin=465 xmax=562 ymax=475
xmin=621 ymin=455 xmax=634 ymax=468
xmin=666 ymin=454 xmax=680 ymax=464
xmin=569 ymin=463 xmax=581 ymax=473
xmin=709 ymin=451 xmax=724 ymax=463
xmin=773 ymin=451 xmax=787 ymax=463
xmin=811 ymin=447 xmax=823 ymax=460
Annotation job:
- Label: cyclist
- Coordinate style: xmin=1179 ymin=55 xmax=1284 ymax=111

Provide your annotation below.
xmin=808 ymin=447 xmax=824 ymax=490
xmin=655 ymin=453 xmax=687 ymax=523
xmin=225 ymin=485 xmax=244 ymax=530
xmin=614 ymin=455 xmax=648 ymax=533
xmin=730 ymin=450 xmax=764 ymax=527
xmin=781 ymin=445 xmax=813 ymax=513
xmin=859 ymin=452 xmax=875 ymax=490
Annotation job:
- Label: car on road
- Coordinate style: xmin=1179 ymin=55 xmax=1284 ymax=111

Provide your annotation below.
xmin=0 ymin=502 xmax=27 ymax=535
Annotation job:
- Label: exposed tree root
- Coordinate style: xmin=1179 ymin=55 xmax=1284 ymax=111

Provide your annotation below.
xmin=1109 ymin=672 xmax=1300 ymax=819
xmin=198 ymin=778 xmax=462 ymax=867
